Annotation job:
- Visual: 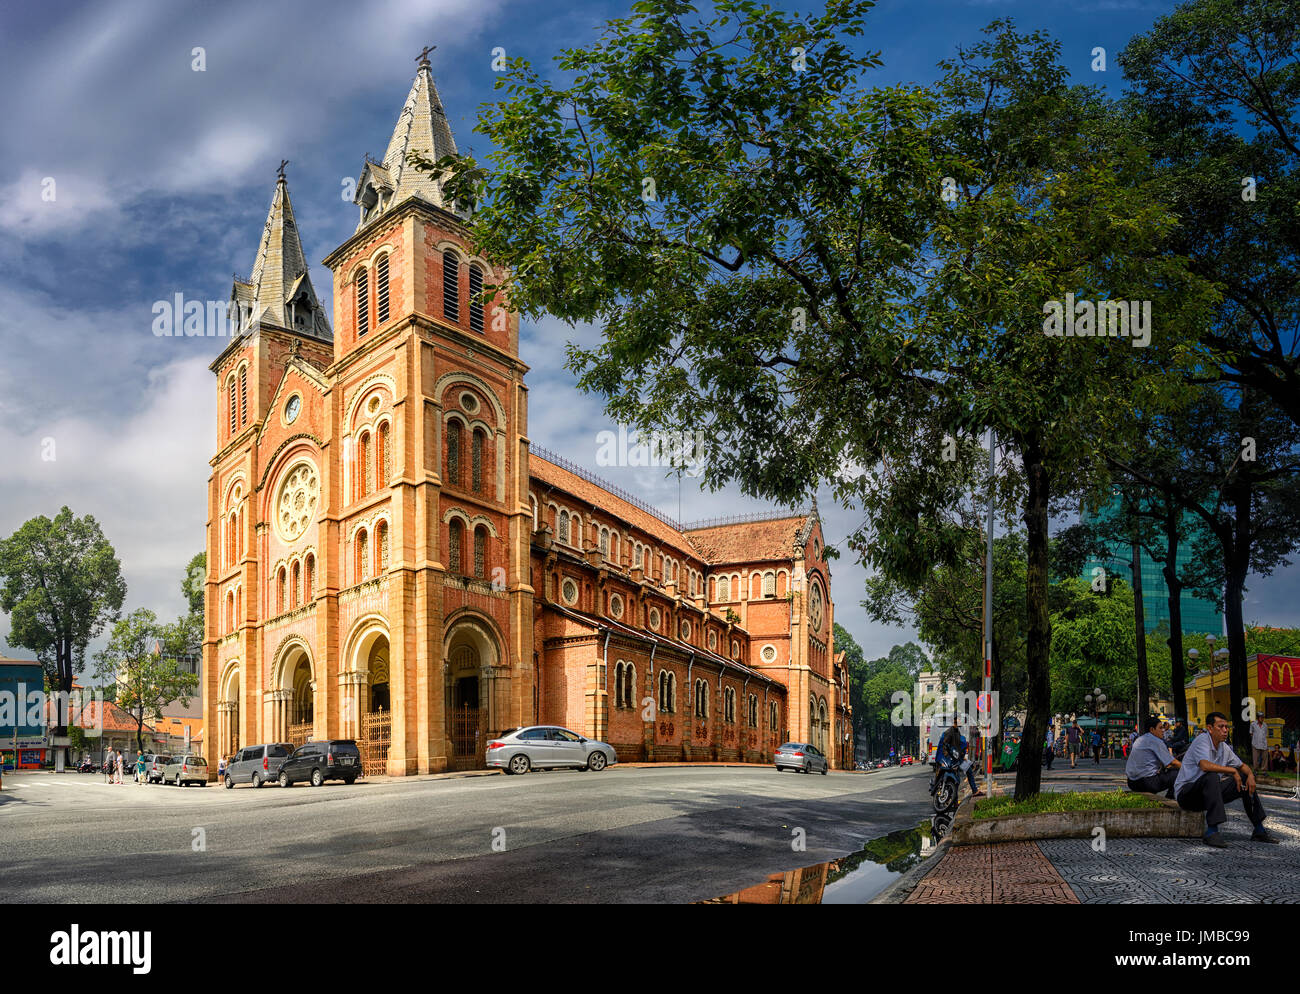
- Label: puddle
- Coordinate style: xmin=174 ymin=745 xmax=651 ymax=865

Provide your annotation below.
xmin=699 ymin=817 xmax=946 ymax=905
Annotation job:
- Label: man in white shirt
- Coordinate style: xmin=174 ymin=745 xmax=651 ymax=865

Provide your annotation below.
xmin=1251 ymin=716 xmax=1270 ymax=771
xmin=1126 ymin=715 xmax=1180 ymax=798
xmin=1174 ymin=712 xmax=1277 ymax=847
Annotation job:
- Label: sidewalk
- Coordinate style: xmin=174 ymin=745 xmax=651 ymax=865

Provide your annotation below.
xmin=892 ymin=764 xmax=1300 ymax=904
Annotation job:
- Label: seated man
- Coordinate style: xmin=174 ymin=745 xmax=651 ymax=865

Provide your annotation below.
xmin=1125 ymin=714 xmax=1180 ymax=798
xmin=1173 ymin=712 xmax=1278 ymax=848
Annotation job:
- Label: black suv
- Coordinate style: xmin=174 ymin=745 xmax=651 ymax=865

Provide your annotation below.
xmin=278 ymin=740 xmax=362 ymax=787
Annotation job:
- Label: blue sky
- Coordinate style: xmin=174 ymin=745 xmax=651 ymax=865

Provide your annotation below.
xmin=0 ymin=0 xmax=1295 ymax=669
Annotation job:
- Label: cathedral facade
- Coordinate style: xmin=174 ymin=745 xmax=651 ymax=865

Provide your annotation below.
xmin=203 ymin=58 xmax=851 ymax=776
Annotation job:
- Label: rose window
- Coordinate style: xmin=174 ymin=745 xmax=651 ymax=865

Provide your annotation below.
xmin=277 ymin=464 xmax=318 ymax=542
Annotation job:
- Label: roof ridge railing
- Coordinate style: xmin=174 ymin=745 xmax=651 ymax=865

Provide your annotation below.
xmin=530 ymin=444 xmax=686 ymax=532
xmin=680 ymin=510 xmax=804 ymax=531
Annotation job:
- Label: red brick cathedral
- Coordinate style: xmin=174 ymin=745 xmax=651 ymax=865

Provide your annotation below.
xmin=204 ymin=57 xmax=851 ymax=775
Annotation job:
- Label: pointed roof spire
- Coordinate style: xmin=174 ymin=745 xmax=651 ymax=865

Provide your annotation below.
xmin=239 ymin=166 xmax=331 ymax=339
xmin=354 ymin=48 xmax=460 ymax=229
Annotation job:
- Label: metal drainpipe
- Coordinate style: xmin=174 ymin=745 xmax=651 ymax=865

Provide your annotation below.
xmin=743 ymin=675 xmax=751 ymax=751
xmin=601 ymin=628 xmax=611 ymax=741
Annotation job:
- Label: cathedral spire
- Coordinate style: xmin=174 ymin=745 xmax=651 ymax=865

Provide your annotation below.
xmin=353 ymin=49 xmax=460 ymax=229
xmin=235 ymin=167 xmax=331 ymax=339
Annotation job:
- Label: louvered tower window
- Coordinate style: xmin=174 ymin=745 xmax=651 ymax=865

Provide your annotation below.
xmin=442 ymin=250 xmax=459 ymax=321
xmin=379 ymin=422 xmax=391 ymax=485
xmin=357 ymin=530 xmax=369 ymax=582
xmin=468 ymin=263 xmax=484 ymax=332
xmin=474 ymin=527 xmax=486 ymax=578
xmin=239 ymin=366 xmax=247 ymax=426
xmin=228 ymin=377 xmax=237 ymax=435
xmin=448 ymin=519 xmax=463 ymax=574
xmin=377 ymin=521 xmax=390 ymax=572
xmin=447 ymin=420 xmax=462 ymax=486
xmin=376 ymin=254 xmax=390 ymax=325
xmin=472 ymin=429 xmax=484 ymax=493
xmin=356 ymin=269 xmax=369 ymax=336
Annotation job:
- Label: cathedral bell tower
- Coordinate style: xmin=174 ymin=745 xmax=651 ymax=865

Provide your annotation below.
xmin=320 ymin=49 xmax=533 ymax=774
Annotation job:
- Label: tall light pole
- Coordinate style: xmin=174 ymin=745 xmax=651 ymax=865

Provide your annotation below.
xmin=982 ymin=430 xmax=995 ymax=794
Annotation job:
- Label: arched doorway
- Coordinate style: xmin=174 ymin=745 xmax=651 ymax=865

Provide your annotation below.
xmin=287 ymin=652 xmax=314 ymax=749
xmin=444 ymin=619 xmax=499 ymax=771
xmin=353 ymin=628 xmax=391 ymax=777
xmin=219 ymin=664 xmax=241 ymax=763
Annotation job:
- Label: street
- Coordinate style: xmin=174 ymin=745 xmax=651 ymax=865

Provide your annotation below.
xmin=0 ymin=765 xmax=933 ymax=903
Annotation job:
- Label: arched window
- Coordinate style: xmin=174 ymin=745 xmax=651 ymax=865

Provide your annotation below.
xmin=356 ymin=529 xmax=369 ymax=583
xmin=764 ymin=572 xmax=776 ymax=597
xmin=695 ymin=679 xmax=709 ymax=720
xmin=356 ymin=268 xmax=369 ymax=336
xmin=472 ymin=429 xmax=485 ymax=493
xmin=277 ymin=567 xmax=286 ymax=615
xmin=770 ymin=701 xmax=779 ymax=734
xmin=359 ymin=432 xmax=372 ymax=498
xmin=237 ymin=507 xmax=244 ymax=558
xmin=377 ymin=521 xmax=390 ymax=573
xmin=623 ymin=662 xmax=635 ymax=709
xmin=748 ymin=694 xmax=758 ymax=728
xmin=292 ymin=560 xmax=301 ymax=609
xmin=378 ymin=421 xmax=391 ymax=486
xmin=809 ymin=698 xmax=817 ymax=741
xmin=226 ymin=591 xmax=234 ymax=634
xmin=598 ymin=528 xmax=608 ymax=556
xmin=228 ymin=376 xmax=237 ymax=435
xmin=375 ymin=253 xmax=390 ymax=325
xmin=235 ymin=586 xmax=241 ymax=631
xmin=473 ymin=526 xmax=486 ymax=578
xmin=634 ymin=544 xmax=642 ymax=568
xmin=468 ymin=263 xmax=484 ymax=333
xmin=305 ymin=554 xmax=315 ymax=598
xmin=448 ymin=519 xmax=463 ymax=574
xmin=724 ymin=687 xmax=736 ymax=724
xmin=238 ymin=366 xmax=247 ymax=427
xmin=718 ymin=576 xmax=730 ymax=601
xmin=659 ymin=670 xmax=676 ymax=714
xmin=447 ymin=420 xmax=462 ymax=487
xmin=226 ymin=513 xmax=236 ymax=567
xmin=558 ymin=510 xmax=569 ymax=545
xmin=442 ymin=249 xmax=460 ymax=321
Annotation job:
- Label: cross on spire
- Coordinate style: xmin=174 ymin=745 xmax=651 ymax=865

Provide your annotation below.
xmin=277 ymin=159 xmax=290 ymax=180
xmin=416 ymin=45 xmax=436 ymax=66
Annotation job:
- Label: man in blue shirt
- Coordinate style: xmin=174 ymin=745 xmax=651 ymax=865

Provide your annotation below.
xmin=1126 ymin=715 xmax=1180 ymax=798
xmin=1174 ymin=712 xmax=1278 ymax=847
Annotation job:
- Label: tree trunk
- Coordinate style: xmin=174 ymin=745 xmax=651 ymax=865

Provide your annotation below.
xmin=1225 ymin=481 xmax=1252 ymax=753
xmin=1164 ymin=510 xmax=1187 ymax=724
xmin=1016 ymin=434 xmax=1050 ymax=800
xmin=1131 ymin=537 xmax=1149 ymax=720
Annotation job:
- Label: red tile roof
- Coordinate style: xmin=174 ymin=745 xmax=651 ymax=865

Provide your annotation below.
xmin=75 ymin=700 xmax=156 ymax=735
xmin=685 ymin=516 xmax=808 ymax=564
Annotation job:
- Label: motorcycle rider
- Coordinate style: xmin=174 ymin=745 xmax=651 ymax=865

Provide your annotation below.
xmin=935 ymin=715 xmax=984 ymax=799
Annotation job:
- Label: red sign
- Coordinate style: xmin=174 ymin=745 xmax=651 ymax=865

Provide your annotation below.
xmin=1257 ymin=655 xmax=1300 ymax=694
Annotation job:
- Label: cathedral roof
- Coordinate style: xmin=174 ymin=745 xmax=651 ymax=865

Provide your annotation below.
xmin=684 ymin=516 xmax=810 ymax=565
xmin=237 ymin=172 xmax=331 ymax=340
xmin=354 ymin=55 xmax=460 ymax=231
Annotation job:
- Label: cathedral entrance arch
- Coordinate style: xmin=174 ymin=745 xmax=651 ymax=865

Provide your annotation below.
xmin=274 ymin=642 xmax=315 ymax=749
xmin=345 ymin=621 xmax=391 ymax=777
xmin=218 ymin=662 xmax=241 ymax=762
xmin=443 ymin=617 xmax=500 ymax=771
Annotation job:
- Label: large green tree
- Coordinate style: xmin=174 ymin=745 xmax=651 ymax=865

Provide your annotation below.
xmin=430 ymin=5 xmax=1213 ymax=798
xmin=0 ymin=507 xmax=126 ymax=732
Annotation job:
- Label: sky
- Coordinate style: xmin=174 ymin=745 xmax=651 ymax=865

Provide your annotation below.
xmin=1 ymin=0 xmax=1297 ymax=674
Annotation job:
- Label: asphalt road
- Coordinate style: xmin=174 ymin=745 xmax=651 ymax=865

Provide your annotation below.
xmin=0 ymin=765 xmax=932 ymax=903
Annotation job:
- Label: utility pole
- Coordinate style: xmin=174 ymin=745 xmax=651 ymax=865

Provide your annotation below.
xmin=983 ymin=430 xmax=995 ymax=795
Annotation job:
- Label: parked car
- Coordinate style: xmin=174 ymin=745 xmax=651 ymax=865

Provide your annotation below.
xmin=224 ymin=743 xmax=295 ymax=788
xmin=278 ymin=740 xmax=362 ymax=787
xmin=774 ymin=742 xmax=829 ymax=775
xmin=486 ymin=726 xmax=618 ymax=775
xmin=145 ymin=753 xmax=171 ymax=783
xmin=161 ymin=754 xmax=209 ymax=786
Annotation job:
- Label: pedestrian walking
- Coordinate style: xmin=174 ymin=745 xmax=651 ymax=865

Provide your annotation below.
xmin=1044 ymin=725 xmax=1055 ymax=770
xmin=1251 ymin=716 xmax=1270 ymax=771
xmin=1066 ymin=721 xmax=1081 ymax=768
xmin=113 ymin=749 xmax=124 ymax=784
xmin=1174 ymin=712 xmax=1277 ymax=846
xmin=135 ymin=751 xmax=146 ymax=785
xmin=217 ymin=754 xmax=228 ymax=784
xmin=1091 ymin=729 xmax=1102 ymax=765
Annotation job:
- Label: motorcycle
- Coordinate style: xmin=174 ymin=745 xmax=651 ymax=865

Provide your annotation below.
xmin=77 ymin=758 xmax=96 ymax=774
xmin=929 ymin=756 xmax=962 ymax=813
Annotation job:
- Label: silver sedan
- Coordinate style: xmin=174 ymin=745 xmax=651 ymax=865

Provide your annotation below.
xmin=774 ymin=742 xmax=829 ymax=775
xmin=486 ymin=726 xmax=618 ymax=775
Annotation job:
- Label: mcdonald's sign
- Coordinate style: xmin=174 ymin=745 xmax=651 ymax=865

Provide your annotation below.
xmin=1257 ymin=654 xmax=1300 ymax=694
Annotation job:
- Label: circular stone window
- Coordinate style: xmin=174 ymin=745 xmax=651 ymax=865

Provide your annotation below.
xmin=460 ymin=392 xmax=479 ymax=414
xmin=810 ymin=584 xmax=824 ymax=631
xmin=648 ymin=607 xmax=661 ymax=631
xmin=761 ymin=644 xmax=777 ymax=663
xmin=609 ymin=593 xmax=624 ymax=619
xmin=367 ymin=395 xmax=381 ymax=415
xmin=730 ymin=640 xmax=740 ymax=660
xmin=275 ymin=462 xmax=319 ymax=543
xmin=708 ymin=631 xmax=717 ymax=651
xmin=680 ymin=619 xmax=691 ymax=641
xmin=284 ymin=394 xmax=302 ymax=426
xmin=561 ymin=577 xmax=579 ymax=606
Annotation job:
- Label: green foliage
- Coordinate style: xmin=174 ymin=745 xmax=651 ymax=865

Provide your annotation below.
xmin=1047 ymin=577 xmax=1140 ymax=714
xmin=0 ymin=508 xmax=126 ymax=722
xmin=181 ymin=552 xmax=206 ymax=618
xmin=93 ymin=608 xmax=198 ymax=754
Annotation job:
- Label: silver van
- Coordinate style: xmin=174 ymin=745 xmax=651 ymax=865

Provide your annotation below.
xmin=162 ymin=754 xmax=209 ymax=786
xmin=224 ymin=743 xmax=295 ymax=788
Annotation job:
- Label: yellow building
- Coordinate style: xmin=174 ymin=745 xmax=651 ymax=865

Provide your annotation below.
xmin=1185 ymin=654 xmax=1300 ymax=749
